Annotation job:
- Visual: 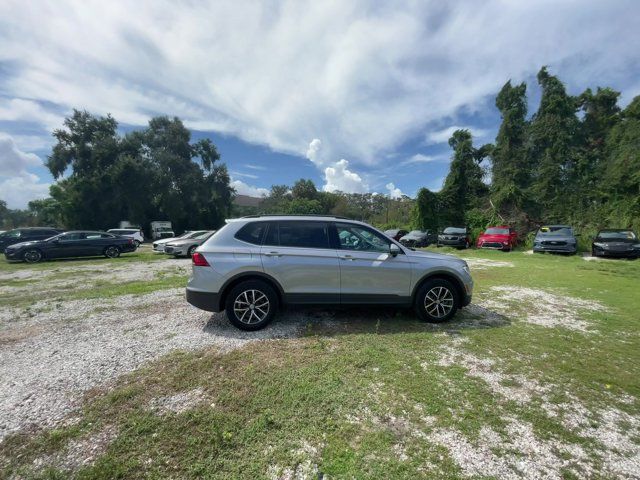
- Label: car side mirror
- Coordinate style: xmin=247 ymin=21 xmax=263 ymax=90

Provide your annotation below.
xmin=389 ymin=244 xmax=400 ymax=257
xmin=574 ymin=233 xmax=581 ymax=237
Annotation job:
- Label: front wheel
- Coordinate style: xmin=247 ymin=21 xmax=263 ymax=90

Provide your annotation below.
xmin=134 ymin=240 xmax=141 ymax=248
xmin=104 ymin=246 xmax=120 ymax=258
xmin=415 ymin=278 xmax=459 ymax=323
xmin=187 ymin=245 xmax=197 ymax=257
xmin=225 ymin=280 xmax=279 ymax=331
xmin=23 ymin=249 xmax=43 ymax=263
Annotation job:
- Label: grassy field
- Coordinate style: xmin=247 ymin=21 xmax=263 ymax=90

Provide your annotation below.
xmin=1 ymin=248 xmax=639 ymax=479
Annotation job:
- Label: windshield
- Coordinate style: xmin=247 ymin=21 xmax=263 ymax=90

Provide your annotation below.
xmin=194 ymin=231 xmax=213 ymax=240
xmin=1 ymin=229 xmax=20 ymax=238
xmin=185 ymin=231 xmax=206 ymax=238
xmin=597 ymin=231 xmax=637 ymax=240
xmin=485 ymin=228 xmax=509 ymax=235
xmin=157 ymin=227 xmax=173 ymax=232
xmin=443 ymin=227 xmax=466 ymax=234
xmin=538 ymin=226 xmax=573 ymax=236
xmin=408 ymin=230 xmax=424 ymax=236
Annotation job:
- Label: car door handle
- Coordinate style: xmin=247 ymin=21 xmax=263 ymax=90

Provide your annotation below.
xmin=340 ymin=255 xmax=355 ymax=261
xmin=264 ymin=251 xmax=283 ymax=257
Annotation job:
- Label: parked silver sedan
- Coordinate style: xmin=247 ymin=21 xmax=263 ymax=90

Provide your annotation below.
xmin=163 ymin=231 xmax=215 ymax=257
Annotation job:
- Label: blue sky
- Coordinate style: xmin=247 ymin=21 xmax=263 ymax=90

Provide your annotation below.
xmin=1 ymin=0 xmax=639 ymax=208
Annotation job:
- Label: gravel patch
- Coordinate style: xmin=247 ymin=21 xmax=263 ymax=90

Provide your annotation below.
xmin=0 ymin=286 xmax=310 ymax=442
xmin=32 ymin=425 xmax=118 ymax=473
xmin=478 ymin=286 xmax=608 ymax=332
xmin=465 ymin=258 xmax=515 ymax=269
xmin=149 ymin=387 xmax=207 ymax=415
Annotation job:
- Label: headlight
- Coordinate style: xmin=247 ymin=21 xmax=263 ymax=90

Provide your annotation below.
xmin=593 ymin=242 xmax=605 ymax=248
xmin=503 ymin=241 xmax=509 ymax=245
xmin=462 ymin=264 xmax=471 ymax=275
xmin=633 ymin=244 xmax=640 ymax=249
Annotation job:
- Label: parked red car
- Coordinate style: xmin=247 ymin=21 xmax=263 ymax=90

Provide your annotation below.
xmin=476 ymin=226 xmax=518 ymax=251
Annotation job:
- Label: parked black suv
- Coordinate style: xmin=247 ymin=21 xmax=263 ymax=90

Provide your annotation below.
xmin=437 ymin=227 xmax=471 ymax=249
xmin=0 ymin=227 xmax=63 ymax=253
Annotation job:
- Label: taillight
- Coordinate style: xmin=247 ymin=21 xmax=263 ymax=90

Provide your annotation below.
xmin=192 ymin=252 xmax=209 ymax=266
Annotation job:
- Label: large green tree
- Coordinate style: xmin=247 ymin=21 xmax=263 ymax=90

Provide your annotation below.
xmin=439 ymin=130 xmax=490 ymax=225
xmin=527 ymin=67 xmax=580 ymax=220
xmin=491 ymin=80 xmax=529 ymax=213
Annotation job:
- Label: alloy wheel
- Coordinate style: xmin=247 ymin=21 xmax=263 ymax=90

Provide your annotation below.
xmin=233 ymin=289 xmax=270 ymax=325
xmin=24 ymin=250 xmax=42 ymax=263
xmin=424 ymin=286 xmax=454 ymax=319
xmin=105 ymin=246 xmax=119 ymax=258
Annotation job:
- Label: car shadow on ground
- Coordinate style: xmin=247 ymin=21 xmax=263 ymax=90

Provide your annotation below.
xmin=202 ymin=303 xmax=510 ymax=340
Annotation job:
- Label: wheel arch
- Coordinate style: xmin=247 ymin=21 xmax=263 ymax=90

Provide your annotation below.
xmin=217 ymin=272 xmax=284 ymax=311
xmin=412 ymin=271 xmax=466 ymax=306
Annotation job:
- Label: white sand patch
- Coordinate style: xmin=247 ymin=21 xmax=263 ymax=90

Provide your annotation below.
xmin=267 ymin=440 xmax=323 ymax=480
xmin=465 ymin=258 xmax=515 ymax=270
xmin=432 ymin=338 xmax=640 ymax=478
xmin=523 ymin=250 xmax=534 ymax=255
xmin=32 ymin=425 xmax=118 ymax=472
xmin=149 ymin=387 xmax=206 ymax=414
xmin=479 ymin=286 xmax=608 ymax=332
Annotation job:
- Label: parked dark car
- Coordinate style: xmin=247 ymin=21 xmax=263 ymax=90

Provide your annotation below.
xmin=399 ymin=230 xmax=437 ymax=248
xmin=437 ymin=227 xmax=471 ymax=249
xmin=0 ymin=227 xmax=63 ymax=253
xmin=591 ymin=229 xmax=640 ymax=259
xmin=533 ymin=225 xmax=578 ymax=254
xmin=4 ymin=230 xmax=137 ymax=263
xmin=384 ymin=229 xmax=409 ymax=241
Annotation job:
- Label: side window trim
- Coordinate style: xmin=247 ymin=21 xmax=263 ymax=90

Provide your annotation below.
xmin=263 ymin=221 xmax=279 ymax=247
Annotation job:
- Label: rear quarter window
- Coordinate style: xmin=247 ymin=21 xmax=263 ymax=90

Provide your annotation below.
xmin=235 ymin=222 xmax=268 ymax=245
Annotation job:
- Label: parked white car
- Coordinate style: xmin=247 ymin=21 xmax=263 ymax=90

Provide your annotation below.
xmin=107 ymin=228 xmax=144 ymax=247
xmin=152 ymin=230 xmax=208 ymax=252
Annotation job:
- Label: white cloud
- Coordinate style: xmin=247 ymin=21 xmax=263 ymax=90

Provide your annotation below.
xmin=385 ymin=182 xmax=403 ymax=199
xmin=0 ymin=173 xmax=50 ymax=209
xmin=306 ymin=138 xmax=323 ymax=165
xmin=401 ymin=153 xmax=449 ymax=166
xmin=0 ymin=99 xmax=63 ymax=131
xmin=230 ymin=171 xmax=259 ymax=180
xmin=230 ymin=179 xmax=269 ymax=197
xmin=0 ymin=0 xmax=637 ymax=174
xmin=0 ymin=133 xmax=43 ymax=176
xmin=243 ymin=164 xmax=267 ymax=171
xmin=425 ymin=126 xmax=490 ymax=145
xmin=322 ymin=159 xmax=368 ymax=193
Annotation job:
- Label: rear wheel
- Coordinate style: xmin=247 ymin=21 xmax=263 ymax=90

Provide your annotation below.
xmin=225 ymin=280 xmax=278 ymax=331
xmin=415 ymin=278 xmax=459 ymax=323
xmin=104 ymin=246 xmax=120 ymax=258
xmin=23 ymin=249 xmax=43 ymax=263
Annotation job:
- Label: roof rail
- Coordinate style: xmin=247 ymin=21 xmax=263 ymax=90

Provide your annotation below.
xmin=240 ymin=214 xmax=353 ymax=220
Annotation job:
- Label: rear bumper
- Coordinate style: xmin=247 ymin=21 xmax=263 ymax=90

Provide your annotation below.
xmin=186 ymin=288 xmax=221 ymax=312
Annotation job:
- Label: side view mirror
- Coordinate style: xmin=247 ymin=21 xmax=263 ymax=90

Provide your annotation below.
xmin=574 ymin=233 xmax=581 ymax=237
xmin=389 ymin=244 xmax=400 ymax=257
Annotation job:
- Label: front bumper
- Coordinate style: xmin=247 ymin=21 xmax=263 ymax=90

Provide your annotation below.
xmin=438 ymin=238 xmax=466 ymax=247
xmin=478 ymin=242 xmax=509 ymax=250
xmin=186 ymin=288 xmax=221 ymax=312
xmin=152 ymin=243 xmax=166 ymax=252
xmin=4 ymin=249 xmax=22 ymax=260
xmin=164 ymin=245 xmax=187 ymax=255
xmin=533 ymin=244 xmax=576 ymax=253
xmin=593 ymin=248 xmax=639 ymax=258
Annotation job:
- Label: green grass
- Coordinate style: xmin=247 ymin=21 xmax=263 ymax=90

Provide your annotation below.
xmin=1 ymin=249 xmax=639 ymax=478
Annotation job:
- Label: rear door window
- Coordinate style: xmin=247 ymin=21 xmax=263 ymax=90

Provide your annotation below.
xmin=278 ymin=221 xmax=330 ymax=249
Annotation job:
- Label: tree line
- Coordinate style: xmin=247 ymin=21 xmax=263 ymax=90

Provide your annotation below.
xmin=1 ymin=111 xmax=234 ymax=235
xmin=415 ymin=67 xmax=640 ymax=236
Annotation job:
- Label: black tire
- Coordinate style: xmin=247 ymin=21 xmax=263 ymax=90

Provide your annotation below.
xmin=187 ymin=245 xmax=197 ymax=257
xmin=465 ymin=240 xmax=470 ymax=249
xmin=414 ymin=278 xmax=459 ymax=323
xmin=104 ymin=246 xmax=120 ymax=258
xmin=23 ymin=249 xmax=43 ymax=263
xmin=225 ymin=280 xmax=279 ymax=331
xmin=134 ymin=240 xmax=141 ymax=248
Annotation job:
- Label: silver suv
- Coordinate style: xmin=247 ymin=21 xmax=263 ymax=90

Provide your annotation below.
xmin=186 ymin=216 xmax=473 ymax=330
